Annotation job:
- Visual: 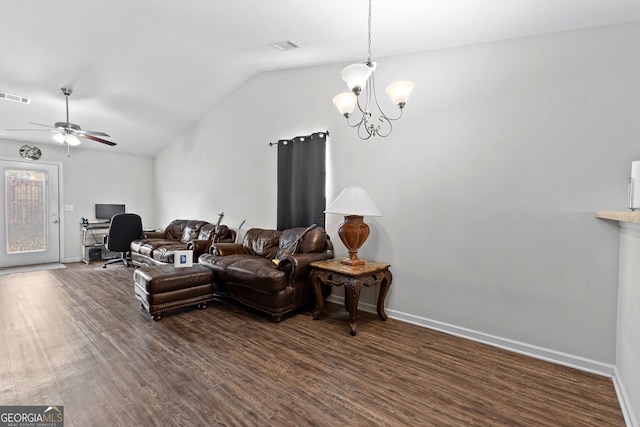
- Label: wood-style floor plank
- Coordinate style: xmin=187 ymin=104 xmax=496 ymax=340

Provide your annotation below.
xmin=0 ymin=262 xmax=625 ymax=426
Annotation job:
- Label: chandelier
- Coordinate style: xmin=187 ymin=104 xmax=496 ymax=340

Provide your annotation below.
xmin=332 ymin=0 xmax=414 ymax=140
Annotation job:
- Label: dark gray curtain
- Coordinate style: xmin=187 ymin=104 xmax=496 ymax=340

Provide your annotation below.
xmin=277 ymin=132 xmax=327 ymax=230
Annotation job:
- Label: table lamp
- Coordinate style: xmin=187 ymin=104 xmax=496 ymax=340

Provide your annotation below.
xmin=325 ymin=186 xmax=382 ymax=266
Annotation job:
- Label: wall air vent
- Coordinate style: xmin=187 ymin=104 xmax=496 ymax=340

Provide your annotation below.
xmin=0 ymin=91 xmax=31 ymax=104
xmin=269 ymin=40 xmax=300 ymax=51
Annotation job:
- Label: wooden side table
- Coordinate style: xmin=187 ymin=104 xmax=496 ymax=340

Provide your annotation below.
xmin=310 ymin=259 xmax=392 ymax=336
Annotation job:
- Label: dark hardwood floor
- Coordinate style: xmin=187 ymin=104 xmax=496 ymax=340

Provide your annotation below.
xmin=0 ymin=262 xmax=625 ymax=426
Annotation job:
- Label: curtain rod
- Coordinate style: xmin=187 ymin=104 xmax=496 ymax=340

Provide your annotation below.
xmin=268 ymin=130 xmax=329 ymax=147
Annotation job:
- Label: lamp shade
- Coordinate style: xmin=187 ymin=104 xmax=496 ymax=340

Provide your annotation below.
xmin=65 ymin=134 xmax=81 ymax=146
xmin=341 ymin=63 xmax=373 ymax=94
xmin=333 ymin=92 xmax=357 ymax=116
xmin=53 ymin=133 xmax=81 ymax=146
xmin=386 ymin=81 xmax=414 ymax=106
xmin=325 ymin=186 xmax=382 ymax=217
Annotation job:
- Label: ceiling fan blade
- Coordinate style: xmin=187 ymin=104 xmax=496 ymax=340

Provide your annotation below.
xmin=80 ymin=133 xmax=116 ymax=146
xmin=4 ymin=128 xmax=52 ymax=132
xmin=28 ymin=122 xmax=56 ymax=129
xmin=76 ymin=129 xmax=111 ymax=137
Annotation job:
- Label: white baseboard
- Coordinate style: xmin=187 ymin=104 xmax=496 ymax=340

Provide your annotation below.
xmin=326 ymin=295 xmax=615 ymax=377
xmin=613 ymin=367 xmax=639 ymax=427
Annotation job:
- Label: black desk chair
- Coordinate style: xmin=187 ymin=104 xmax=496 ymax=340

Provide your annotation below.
xmin=103 ymin=213 xmax=143 ymax=268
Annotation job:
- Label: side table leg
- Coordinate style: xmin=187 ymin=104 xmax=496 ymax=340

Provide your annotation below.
xmin=311 ymin=272 xmax=325 ymax=320
xmin=345 ymin=282 xmax=362 ymax=336
xmin=376 ymin=271 xmax=392 ymax=321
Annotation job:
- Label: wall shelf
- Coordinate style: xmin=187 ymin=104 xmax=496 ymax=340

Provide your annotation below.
xmin=594 ymin=211 xmax=640 ymax=224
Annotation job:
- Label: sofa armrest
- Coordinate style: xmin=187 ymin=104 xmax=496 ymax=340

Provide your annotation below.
xmin=278 ymin=252 xmax=333 ymax=281
xmin=187 ymin=239 xmax=211 ymax=259
xmin=143 ymin=231 xmax=165 ymax=239
xmin=210 ymin=243 xmax=246 ymax=256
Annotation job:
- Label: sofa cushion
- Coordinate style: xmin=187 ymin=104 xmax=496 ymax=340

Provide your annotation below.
xmin=242 ymin=229 xmax=281 ymax=258
xmin=225 ymin=258 xmax=288 ymax=293
xmin=198 ymin=254 xmax=247 ymax=282
xmin=275 ymin=227 xmax=327 ymax=259
xmin=198 ymin=223 xmax=230 ymax=241
xmin=131 ymin=239 xmax=180 ymax=257
xmin=130 ymin=239 xmax=147 ymax=255
xmin=164 ymin=220 xmax=188 ymax=240
xmin=200 ymin=254 xmax=287 ymax=292
xmin=152 ymin=243 xmax=189 ymax=263
xmin=181 ymin=220 xmax=209 ymax=243
xmin=198 ymin=223 xmax=216 ymax=241
xmin=298 ymin=227 xmax=327 ymax=253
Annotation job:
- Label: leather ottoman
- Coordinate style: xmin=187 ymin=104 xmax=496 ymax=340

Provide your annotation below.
xmin=133 ymin=264 xmax=214 ymax=320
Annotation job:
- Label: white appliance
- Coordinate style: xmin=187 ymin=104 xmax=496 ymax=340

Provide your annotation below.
xmin=629 ymin=161 xmax=640 ymax=210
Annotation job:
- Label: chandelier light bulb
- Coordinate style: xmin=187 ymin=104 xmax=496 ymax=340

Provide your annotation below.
xmin=333 ymin=92 xmax=357 ymax=117
xmin=341 ymin=63 xmax=373 ymax=95
xmin=386 ymin=81 xmax=415 ymax=107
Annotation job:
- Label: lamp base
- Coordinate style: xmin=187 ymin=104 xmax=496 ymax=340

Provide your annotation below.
xmin=341 ymin=257 xmax=365 ymax=266
xmin=337 ymin=215 xmax=370 ymax=266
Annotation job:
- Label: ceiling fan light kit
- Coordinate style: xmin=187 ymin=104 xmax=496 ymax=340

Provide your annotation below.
xmin=52 ymin=132 xmax=81 ymax=146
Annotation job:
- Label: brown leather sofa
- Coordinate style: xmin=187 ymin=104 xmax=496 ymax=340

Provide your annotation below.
xmin=198 ymin=226 xmax=333 ymax=322
xmin=131 ymin=219 xmax=235 ymax=266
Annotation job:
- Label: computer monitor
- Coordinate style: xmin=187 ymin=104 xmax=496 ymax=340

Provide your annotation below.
xmin=95 ymin=204 xmax=126 ymax=221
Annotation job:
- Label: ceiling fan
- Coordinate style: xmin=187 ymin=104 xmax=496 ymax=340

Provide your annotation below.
xmin=7 ymin=88 xmax=116 ymax=147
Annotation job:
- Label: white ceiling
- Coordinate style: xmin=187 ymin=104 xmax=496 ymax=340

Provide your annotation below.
xmin=2 ymin=0 xmax=640 ymax=157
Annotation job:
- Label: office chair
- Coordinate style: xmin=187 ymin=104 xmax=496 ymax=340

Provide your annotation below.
xmin=103 ymin=213 xmax=143 ymax=268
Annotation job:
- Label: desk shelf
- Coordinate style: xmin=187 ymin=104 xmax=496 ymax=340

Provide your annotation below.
xmin=81 ymin=222 xmax=115 ymax=264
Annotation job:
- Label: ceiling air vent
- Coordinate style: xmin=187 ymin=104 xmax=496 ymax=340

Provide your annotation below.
xmin=0 ymin=91 xmax=31 ymax=104
xmin=269 ymin=40 xmax=299 ymax=51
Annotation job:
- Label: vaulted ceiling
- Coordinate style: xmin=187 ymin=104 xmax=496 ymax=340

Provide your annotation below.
xmin=2 ymin=0 xmax=640 ymax=157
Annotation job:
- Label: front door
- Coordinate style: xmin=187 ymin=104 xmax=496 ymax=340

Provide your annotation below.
xmin=0 ymin=159 xmax=61 ymax=267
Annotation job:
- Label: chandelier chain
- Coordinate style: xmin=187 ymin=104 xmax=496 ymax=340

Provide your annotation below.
xmin=367 ymin=0 xmax=372 ymax=63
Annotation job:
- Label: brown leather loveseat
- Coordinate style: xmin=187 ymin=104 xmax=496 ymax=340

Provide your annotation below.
xmin=198 ymin=226 xmax=333 ymax=322
xmin=131 ymin=219 xmax=235 ymax=266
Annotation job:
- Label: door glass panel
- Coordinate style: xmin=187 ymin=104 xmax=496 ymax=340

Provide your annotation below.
xmin=4 ymin=169 xmax=47 ymax=254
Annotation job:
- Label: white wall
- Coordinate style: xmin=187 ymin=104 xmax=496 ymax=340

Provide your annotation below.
xmin=616 ymin=223 xmax=640 ymax=425
xmin=156 ymin=22 xmax=640 ymax=372
xmin=0 ymin=138 xmax=154 ymax=261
